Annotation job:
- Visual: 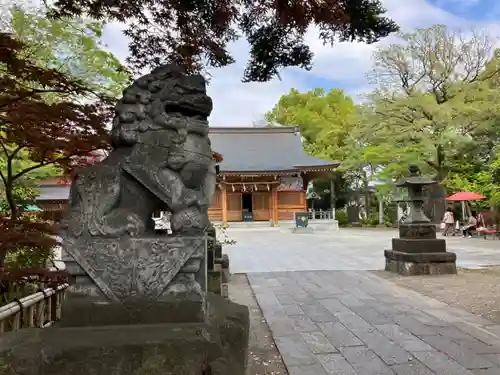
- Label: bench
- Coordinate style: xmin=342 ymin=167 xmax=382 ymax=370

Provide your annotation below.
xmin=476 ymin=227 xmax=500 ymax=239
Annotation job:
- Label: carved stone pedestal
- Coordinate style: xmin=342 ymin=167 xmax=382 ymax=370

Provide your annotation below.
xmin=0 ymin=294 xmax=250 ymax=375
xmin=385 ymin=224 xmax=457 ymax=276
xmin=63 ymin=236 xmax=207 ymax=303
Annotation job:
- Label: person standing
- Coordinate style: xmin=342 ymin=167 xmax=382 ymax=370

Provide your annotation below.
xmin=442 ymin=208 xmax=455 ymax=236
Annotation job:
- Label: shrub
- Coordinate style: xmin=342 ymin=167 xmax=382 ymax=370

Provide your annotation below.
xmin=335 ymin=210 xmax=349 ymax=227
xmin=361 ymin=212 xmax=379 ymax=227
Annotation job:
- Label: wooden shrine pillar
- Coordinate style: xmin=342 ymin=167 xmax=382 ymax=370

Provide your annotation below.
xmin=271 ymin=186 xmax=279 ymax=225
xmin=221 ymin=185 xmax=228 ymax=224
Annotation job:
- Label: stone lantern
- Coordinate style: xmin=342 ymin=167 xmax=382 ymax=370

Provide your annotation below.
xmin=384 ymin=165 xmax=457 ymax=275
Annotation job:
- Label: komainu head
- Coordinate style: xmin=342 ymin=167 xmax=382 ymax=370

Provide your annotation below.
xmin=111 ymin=64 xmax=212 ymax=148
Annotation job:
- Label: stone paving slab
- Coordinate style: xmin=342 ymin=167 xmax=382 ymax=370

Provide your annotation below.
xmin=226 ymin=228 xmax=500 ymax=273
xmin=248 ymin=270 xmax=500 ymax=375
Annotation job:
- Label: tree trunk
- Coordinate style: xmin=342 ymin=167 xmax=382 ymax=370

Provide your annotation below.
xmin=363 ymin=172 xmax=371 ymax=216
xmin=0 ymin=179 xmax=18 ymax=278
xmin=5 ymin=180 xmax=18 ymax=220
xmin=378 ymin=198 xmax=384 ymax=224
xmin=330 ymin=178 xmax=336 ymax=212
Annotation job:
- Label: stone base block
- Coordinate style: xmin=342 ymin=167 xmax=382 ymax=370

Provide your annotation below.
xmin=208 ymin=266 xmax=222 ymax=295
xmin=384 ymin=250 xmax=457 ymax=276
xmin=60 ymin=293 xmax=206 ymax=326
xmin=0 ymin=294 xmax=250 ymax=375
xmin=289 ymin=227 xmax=314 ymax=234
xmin=392 ymin=238 xmax=446 ymax=253
xmin=398 ymin=223 xmax=437 ymax=239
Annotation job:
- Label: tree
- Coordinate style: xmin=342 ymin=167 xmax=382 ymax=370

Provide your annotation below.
xmin=364 ymin=25 xmax=500 ymax=180
xmin=266 ymin=88 xmax=356 ymax=160
xmin=355 ymin=25 xmax=500 ymax=219
xmin=0 ymin=32 xmax=115 ymax=272
xmin=47 ymin=0 xmax=399 ymax=82
xmin=266 ymin=88 xmax=377 ymax=213
xmin=10 ymin=6 xmax=131 ymax=97
xmin=1 ymin=7 xmax=131 ymax=216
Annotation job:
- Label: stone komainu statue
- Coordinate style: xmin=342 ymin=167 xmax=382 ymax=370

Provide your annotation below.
xmin=60 ymin=65 xmax=217 ymax=302
xmin=61 ymin=64 xmax=216 ymax=239
xmin=2 ymin=66 xmax=249 ymax=375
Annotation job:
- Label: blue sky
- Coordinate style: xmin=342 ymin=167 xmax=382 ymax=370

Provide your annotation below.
xmin=103 ymin=0 xmax=500 ymax=127
xmin=430 ymin=0 xmax=499 ymax=20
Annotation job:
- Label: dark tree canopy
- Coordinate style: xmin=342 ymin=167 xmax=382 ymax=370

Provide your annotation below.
xmin=47 ymin=0 xmax=399 ymax=82
xmin=0 ymin=33 xmax=114 ymax=266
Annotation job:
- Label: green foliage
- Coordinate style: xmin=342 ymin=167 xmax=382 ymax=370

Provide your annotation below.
xmin=264 ymin=24 xmax=500 ymax=219
xmin=213 ymin=223 xmax=237 ymax=245
xmin=445 ymin=151 xmax=500 ymax=209
xmin=359 ymin=212 xmax=379 ymax=227
xmin=266 ymin=88 xmax=356 ymax=162
xmin=5 ymin=246 xmax=52 ymax=269
xmin=0 ymin=5 xmax=128 ymax=273
xmin=265 ymin=88 xmax=374 ymax=210
xmin=360 ymin=25 xmax=500 ymax=185
xmin=1 ymin=6 xmax=128 ymax=220
xmin=10 ymin=6 xmax=131 ymax=97
xmin=334 ymin=210 xmax=349 ymax=227
xmin=0 ymin=185 xmax=38 ymax=213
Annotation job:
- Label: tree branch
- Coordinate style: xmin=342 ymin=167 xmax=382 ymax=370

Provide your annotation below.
xmin=0 ymin=87 xmax=78 ymax=110
xmin=0 ymin=169 xmax=7 ymax=187
xmin=7 ymin=145 xmax=22 ymax=163
xmin=11 ymin=155 xmax=72 ymax=181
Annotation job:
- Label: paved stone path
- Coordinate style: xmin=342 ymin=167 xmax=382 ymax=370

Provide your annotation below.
xmin=248 ymin=270 xmax=500 ymax=375
xmin=226 ymin=228 xmax=500 ymax=273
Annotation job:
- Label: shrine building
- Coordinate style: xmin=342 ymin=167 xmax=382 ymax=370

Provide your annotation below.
xmin=208 ymin=126 xmax=339 ymax=225
xmin=36 ymin=126 xmax=339 ymax=224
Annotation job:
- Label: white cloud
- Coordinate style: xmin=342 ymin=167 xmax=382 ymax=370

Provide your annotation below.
xmin=101 ymin=0 xmax=499 ymax=126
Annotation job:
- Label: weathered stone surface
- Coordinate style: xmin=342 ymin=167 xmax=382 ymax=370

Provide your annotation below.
xmin=0 ymin=293 xmax=250 ymax=375
xmin=385 ymin=258 xmax=457 ymax=275
xmin=60 ymin=295 xmax=206 ymax=326
xmin=385 ymin=250 xmax=457 ymax=275
xmin=392 ymin=238 xmax=446 ymax=253
xmin=384 ymin=250 xmax=457 ymax=263
xmin=64 ymin=236 xmax=206 ymax=302
xmin=208 ymin=266 xmax=222 ymax=295
xmin=60 ymin=64 xmax=217 ymax=304
xmin=386 ymin=165 xmax=457 ymax=275
xmin=399 ymin=223 xmax=437 ymax=239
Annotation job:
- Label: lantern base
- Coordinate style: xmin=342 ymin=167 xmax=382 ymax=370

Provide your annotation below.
xmin=392 ymin=238 xmax=446 ymax=253
xmin=398 ymin=223 xmax=437 ymax=239
xmin=384 ymin=250 xmax=457 ymax=276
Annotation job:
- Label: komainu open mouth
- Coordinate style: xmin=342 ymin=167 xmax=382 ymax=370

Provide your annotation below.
xmin=164 ymin=104 xmax=205 ymax=118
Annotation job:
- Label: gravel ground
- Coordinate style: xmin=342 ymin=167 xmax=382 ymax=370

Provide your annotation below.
xmin=229 ymin=274 xmax=288 ymax=375
xmin=373 ymin=267 xmax=500 ymax=323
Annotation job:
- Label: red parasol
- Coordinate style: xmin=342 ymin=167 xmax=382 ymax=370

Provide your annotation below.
xmin=446 ymin=192 xmax=486 ymax=201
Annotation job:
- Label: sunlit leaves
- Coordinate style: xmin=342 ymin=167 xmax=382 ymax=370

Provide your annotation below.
xmin=10 ymin=7 xmax=131 ymax=98
xmin=358 ymin=25 xmax=500 ymax=188
xmin=266 ymin=88 xmax=356 ymax=162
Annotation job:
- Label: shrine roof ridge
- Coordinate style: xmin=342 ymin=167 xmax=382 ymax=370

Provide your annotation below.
xmin=208 ymin=126 xmax=340 ymax=173
xmin=209 ymin=126 xmax=300 ymax=134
